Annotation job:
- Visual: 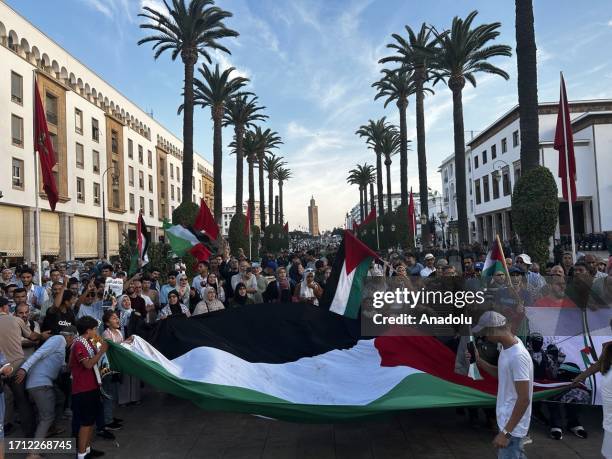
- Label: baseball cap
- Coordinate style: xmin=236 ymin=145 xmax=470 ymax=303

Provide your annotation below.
xmin=517 ymin=254 xmax=532 ymax=265
xmin=424 ymin=253 xmax=435 ymax=260
xmin=472 ymin=311 xmax=507 ymax=334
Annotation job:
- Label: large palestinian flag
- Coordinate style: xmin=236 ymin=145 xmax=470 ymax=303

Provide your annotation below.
xmin=107 ymin=303 xmax=566 ymax=422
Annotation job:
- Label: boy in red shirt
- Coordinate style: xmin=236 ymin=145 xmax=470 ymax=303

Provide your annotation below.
xmin=70 ymin=316 xmax=108 ymax=459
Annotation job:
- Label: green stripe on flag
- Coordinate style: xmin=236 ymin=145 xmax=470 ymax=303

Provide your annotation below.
xmin=344 ymin=257 xmax=372 ymax=319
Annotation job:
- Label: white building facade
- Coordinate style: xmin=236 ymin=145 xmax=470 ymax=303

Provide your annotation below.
xmin=439 ymin=99 xmax=612 ymax=245
xmin=221 ymin=202 xmax=265 ymax=236
xmin=0 ymin=3 xmax=214 ymax=263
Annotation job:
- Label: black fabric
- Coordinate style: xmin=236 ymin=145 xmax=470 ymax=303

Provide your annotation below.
xmin=319 ymin=236 xmax=345 ymax=310
xmin=145 ymin=302 xmax=360 ymax=363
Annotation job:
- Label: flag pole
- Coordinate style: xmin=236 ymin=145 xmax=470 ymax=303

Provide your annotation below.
xmin=33 ymin=71 xmax=42 ymax=285
xmin=560 ymin=72 xmax=577 ymax=263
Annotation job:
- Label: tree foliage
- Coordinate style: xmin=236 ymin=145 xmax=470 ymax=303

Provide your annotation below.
xmin=262 ymin=224 xmax=289 ymax=253
xmin=228 ymin=213 xmax=260 ymax=259
xmin=511 ymin=166 xmax=558 ymax=265
xmin=118 ymin=233 xmax=174 ymax=282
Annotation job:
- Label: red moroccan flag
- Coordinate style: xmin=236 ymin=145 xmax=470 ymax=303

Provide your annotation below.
xmin=34 ymin=79 xmax=59 ymax=210
xmin=194 ymin=198 xmax=219 ymax=241
xmin=554 ymin=73 xmax=577 ymax=203
xmin=283 ymin=222 xmax=288 ymax=233
xmin=361 ymin=207 xmax=376 ymax=226
xmin=408 ymin=189 xmax=416 ymax=236
xmin=244 ymin=202 xmax=251 ymax=236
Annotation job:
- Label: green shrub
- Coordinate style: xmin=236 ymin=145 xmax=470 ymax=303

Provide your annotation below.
xmin=262 ymin=224 xmax=289 ymax=253
xmin=511 ymin=166 xmax=559 ymax=265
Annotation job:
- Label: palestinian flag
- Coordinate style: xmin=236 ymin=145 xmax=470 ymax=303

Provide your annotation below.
xmin=481 ymin=236 xmax=507 ymax=284
xmin=137 ymin=211 xmax=150 ymax=267
xmin=320 ymin=230 xmax=377 ymax=319
xmin=163 ymin=220 xmax=211 ymax=262
xmin=107 ymin=303 xmax=566 ymax=423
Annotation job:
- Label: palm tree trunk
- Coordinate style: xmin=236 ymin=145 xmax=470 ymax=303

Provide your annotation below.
xmin=212 ymin=106 xmax=224 ymax=223
xmin=450 ymin=81 xmax=469 ymax=246
xmin=258 ymin=155 xmax=266 ymax=229
xmin=385 ymin=157 xmax=392 ymax=212
xmin=274 ymin=195 xmax=279 ymax=224
xmin=359 ymin=187 xmax=364 ymax=222
xmin=364 ymin=185 xmax=369 ymax=216
xmin=398 ymin=99 xmax=408 ymax=208
xmin=515 ymin=0 xmax=540 ymax=172
xmin=279 ymin=181 xmax=284 ymax=225
xmin=369 ymin=182 xmax=375 ymax=214
xmin=248 ymin=157 xmax=255 ymax=227
xmin=268 ymin=173 xmax=274 ymax=227
xmin=180 ymin=56 xmax=195 ymax=206
xmin=415 ymin=73 xmax=430 ymax=244
xmin=376 ymin=152 xmax=384 ymax=215
xmin=234 ymin=125 xmax=244 ymax=214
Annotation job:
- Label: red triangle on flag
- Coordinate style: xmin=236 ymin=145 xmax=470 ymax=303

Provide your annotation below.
xmin=343 ymin=230 xmax=378 ymax=273
xmin=194 ymin=198 xmax=219 ymax=241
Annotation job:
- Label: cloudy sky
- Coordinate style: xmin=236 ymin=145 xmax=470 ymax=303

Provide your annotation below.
xmin=8 ymin=0 xmax=612 ymax=230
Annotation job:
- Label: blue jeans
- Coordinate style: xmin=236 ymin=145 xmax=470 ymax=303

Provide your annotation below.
xmin=498 ymin=436 xmax=527 ymax=459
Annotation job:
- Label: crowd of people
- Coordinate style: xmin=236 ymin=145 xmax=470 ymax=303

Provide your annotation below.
xmin=0 ymin=242 xmax=610 ymax=458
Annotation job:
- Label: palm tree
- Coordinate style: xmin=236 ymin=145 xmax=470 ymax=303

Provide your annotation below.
xmin=275 ymin=167 xmax=292 ymax=225
xmin=372 ymin=66 xmax=417 ymax=209
xmin=192 ymin=63 xmax=249 ymax=223
xmin=237 ymin=129 xmax=261 ymax=227
xmin=253 ymin=127 xmax=282 ymax=230
xmin=223 ymin=94 xmax=267 ymax=213
xmin=263 ymin=154 xmax=286 ymax=226
xmin=356 ymin=118 xmax=389 ymax=215
xmin=138 ymin=0 xmax=238 ymax=205
xmin=429 ymin=11 xmax=511 ymax=245
xmin=379 ymin=126 xmax=401 ymax=212
xmin=515 ymin=0 xmax=539 ymax=172
xmin=379 ymin=23 xmax=439 ymax=243
xmin=347 ymin=163 xmax=375 ymax=222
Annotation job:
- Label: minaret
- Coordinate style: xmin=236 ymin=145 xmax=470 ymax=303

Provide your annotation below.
xmin=308 ymin=195 xmax=320 ymax=236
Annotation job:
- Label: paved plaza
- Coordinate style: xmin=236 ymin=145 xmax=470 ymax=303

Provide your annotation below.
xmin=6 ymin=387 xmax=604 ymax=459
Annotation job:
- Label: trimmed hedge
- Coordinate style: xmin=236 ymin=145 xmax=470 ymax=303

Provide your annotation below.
xmin=228 ymin=213 xmax=260 ymax=260
xmin=262 ymin=223 xmax=289 ymax=253
xmin=511 ymin=166 xmax=559 ymax=265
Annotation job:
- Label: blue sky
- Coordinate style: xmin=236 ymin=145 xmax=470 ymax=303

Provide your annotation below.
xmin=8 ymin=0 xmax=612 ymax=230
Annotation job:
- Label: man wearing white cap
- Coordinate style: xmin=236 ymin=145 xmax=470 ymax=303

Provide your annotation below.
xmin=515 ymin=254 xmax=546 ymax=291
xmin=420 ymin=254 xmax=436 ymax=278
xmin=468 ymin=311 xmax=533 ymax=458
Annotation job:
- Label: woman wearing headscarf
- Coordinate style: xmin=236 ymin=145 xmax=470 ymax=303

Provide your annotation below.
xmin=193 ymin=287 xmax=225 ymax=315
xmin=229 ymin=283 xmax=254 ymax=308
xmin=293 ymin=269 xmax=323 ymax=305
xmin=205 ymin=273 xmax=226 ymax=304
xmin=177 ymin=274 xmax=191 ymax=306
xmin=263 ymin=266 xmax=295 ymax=303
xmin=158 ymin=290 xmax=190 ymax=320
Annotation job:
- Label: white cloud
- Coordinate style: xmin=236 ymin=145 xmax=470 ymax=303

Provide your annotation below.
xmin=608 ymin=19 xmax=612 ymax=27
xmin=82 ymin=0 xmax=112 ymax=18
xmin=212 ymin=50 xmax=252 ymax=82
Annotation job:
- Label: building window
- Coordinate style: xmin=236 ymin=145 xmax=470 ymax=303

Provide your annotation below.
xmin=148 ymin=175 xmax=153 ymax=192
xmin=138 ymin=145 xmax=143 ymax=164
xmin=139 ymin=171 xmax=144 ymax=190
xmin=474 ymin=156 xmax=479 ymax=169
xmin=513 ymin=160 xmax=521 ymax=182
xmin=11 ymin=71 xmax=23 ymax=104
xmin=76 ymin=143 xmax=84 ymax=168
xmin=467 ymin=157 xmax=471 ymax=172
xmin=502 ymin=166 xmax=511 ymax=196
xmin=475 ymin=179 xmax=481 ymax=205
xmin=12 ymin=158 xmax=24 ymax=189
xmin=482 ymin=150 xmax=487 ymax=165
xmin=75 ymin=108 xmax=83 ymax=134
xmin=92 ymin=118 xmax=99 ymax=142
xmin=129 ymin=193 xmax=135 ymax=212
xmin=171 ymin=184 xmax=174 ymax=200
xmin=45 ymin=92 xmax=58 ymax=125
xmin=93 ymin=150 xmax=100 ymax=173
xmin=170 ymin=164 xmax=174 ymax=179
xmin=112 ymin=188 xmax=120 ymax=209
xmin=491 ymin=144 xmax=497 ymax=159
xmin=469 ymin=179 xmax=472 ymax=195
xmin=11 ymin=114 xmax=24 ymax=147
xmin=77 ymin=177 xmax=85 ymax=202
xmin=111 ymin=130 xmax=119 ymax=154
xmin=177 ymin=169 xmax=180 ymax=182
xmin=140 ymin=196 xmax=145 ymax=212
xmin=512 ymin=130 xmax=519 ymax=147
xmin=128 ymin=139 xmax=133 ymax=159
xmin=160 ymin=159 xmax=165 ymax=177
xmin=198 ymin=180 xmax=202 ymax=192
xmin=93 ymin=182 xmax=100 ymax=205
xmin=192 ymin=177 xmax=195 ymax=190
xmin=147 ymin=150 xmax=152 ymax=168
xmin=149 ymin=199 xmax=154 ymax=217
xmin=49 ymin=132 xmax=58 ymax=153
xmin=128 ymin=166 xmax=134 ymax=186
xmin=483 ymin=175 xmax=490 ymax=202
xmin=492 ymin=173 xmax=500 ymax=199
xmin=501 ymin=138 xmax=507 ymax=153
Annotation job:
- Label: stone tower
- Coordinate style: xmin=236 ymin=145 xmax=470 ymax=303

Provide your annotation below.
xmin=308 ymin=196 xmax=320 ymax=236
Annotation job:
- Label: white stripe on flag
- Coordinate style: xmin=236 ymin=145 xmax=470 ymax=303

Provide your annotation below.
xmin=329 ymin=261 xmax=356 ymax=316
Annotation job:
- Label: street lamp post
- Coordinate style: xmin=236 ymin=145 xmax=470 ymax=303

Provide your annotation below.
xmin=419 ymin=214 xmax=427 ymax=250
xmin=102 ymin=166 xmax=120 ymax=261
xmin=438 ymin=210 xmax=448 ymax=249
